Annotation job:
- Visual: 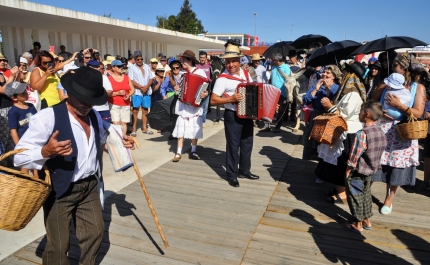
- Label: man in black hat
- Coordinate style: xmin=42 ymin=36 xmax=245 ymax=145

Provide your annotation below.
xmin=14 ymin=67 xmax=135 ymax=265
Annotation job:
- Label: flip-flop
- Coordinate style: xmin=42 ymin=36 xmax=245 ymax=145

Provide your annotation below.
xmin=142 ymin=130 xmax=154 ymax=135
xmin=130 ymin=132 xmax=137 ymax=137
xmin=363 ymin=224 xmax=372 ymax=230
xmin=343 ymin=223 xmax=363 ymax=234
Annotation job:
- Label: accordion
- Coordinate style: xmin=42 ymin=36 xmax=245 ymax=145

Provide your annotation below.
xmin=236 ymin=83 xmax=281 ymax=122
xmin=178 ymin=72 xmax=210 ymax=107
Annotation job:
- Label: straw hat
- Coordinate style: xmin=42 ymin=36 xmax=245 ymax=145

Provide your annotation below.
xmin=106 ymin=56 xmax=116 ymax=63
xmin=251 ymin=53 xmax=262 ymax=61
xmin=155 ymin=64 xmax=165 ymax=71
xmin=220 ymin=40 xmax=244 ymax=59
xmin=0 ymin=53 xmax=6 ymax=60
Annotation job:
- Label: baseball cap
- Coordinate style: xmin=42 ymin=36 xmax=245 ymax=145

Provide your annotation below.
xmin=150 ymin=58 xmax=158 ymax=63
xmin=6 ymin=81 xmax=27 ymax=97
xmin=160 ymin=56 xmax=167 ymax=61
xmin=368 ymin=57 xmax=377 ymax=62
xmin=63 ymin=63 xmax=79 ymax=73
xmin=111 ymin=60 xmax=124 ymax=66
xmin=87 ymin=60 xmax=100 ymax=67
xmin=158 ymin=52 xmax=165 ymax=57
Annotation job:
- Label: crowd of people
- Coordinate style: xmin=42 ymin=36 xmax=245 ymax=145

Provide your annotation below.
xmin=1 ymin=38 xmax=430 ymax=264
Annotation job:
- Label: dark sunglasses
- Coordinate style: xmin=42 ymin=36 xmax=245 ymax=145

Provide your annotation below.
xmin=84 ymin=56 xmax=92 ymax=59
xmin=114 ymin=65 xmax=124 ymax=68
xmin=41 ymin=61 xmax=52 ymax=65
xmin=0 ymin=59 xmax=8 ymax=63
xmin=172 ymin=67 xmax=180 ymax=70
xmin=57 ymin=60 xmax=65 ymax=63
xmin=136 ymin=58 xmax=143 ymax=61
xmin=150 ymin=62 xmax=158 ymax=64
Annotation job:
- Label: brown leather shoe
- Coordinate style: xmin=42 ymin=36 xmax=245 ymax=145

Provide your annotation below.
xmin=172 ymin=154 xmax=181 ymax=162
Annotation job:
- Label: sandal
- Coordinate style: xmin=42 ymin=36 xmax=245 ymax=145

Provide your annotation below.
xmin=326 ymin=194 xmax=347 ymax=204
xmin=142 ymin=130 xmax=154 ymax=135
xmin=172 ymin=154 xmax=181 ymax=162
xmin=130 ymin=132 xmax=137 ymax=137
xmin=343 ymin=223 xmax=363 ymax=234
xmin=326 ymin=188 xmax=338 ymax=196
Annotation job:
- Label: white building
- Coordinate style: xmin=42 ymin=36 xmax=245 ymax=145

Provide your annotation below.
xmin=0 ymin=0 xmax=225 ymax=65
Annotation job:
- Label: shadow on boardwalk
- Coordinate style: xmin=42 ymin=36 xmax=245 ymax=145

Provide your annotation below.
xmin=291 ymin=209 xmax=413 ymax=265
xmin=34 ymin=192 xmax=164 ymax=265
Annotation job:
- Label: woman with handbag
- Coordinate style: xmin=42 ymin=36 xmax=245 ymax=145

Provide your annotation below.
xmin=371 ymin=54 xmax=426 ymax=214
xmin=315 ymin=62 xmax=367 ymax=203
xmin=302 ymin=65 xmax=341 ymax=162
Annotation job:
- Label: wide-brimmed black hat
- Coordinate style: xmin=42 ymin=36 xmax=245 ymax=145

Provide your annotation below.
xmin=61 ymin=67 xmax=107 ymax=106
xmin=369 ymin=60 xmax=382 ymax=69
xmin=345 ymin=62 xmax=366 ymax=79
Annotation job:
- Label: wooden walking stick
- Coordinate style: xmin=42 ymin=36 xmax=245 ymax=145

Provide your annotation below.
xmin=128 ymin=137 xmax=169 ymax=247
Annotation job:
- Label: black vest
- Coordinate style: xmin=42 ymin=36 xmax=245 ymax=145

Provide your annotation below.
xmin=40 ymin=103 xmax=102 ymax=199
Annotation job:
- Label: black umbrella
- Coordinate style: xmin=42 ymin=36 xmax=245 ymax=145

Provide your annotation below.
xmin=262 ymin=41 xmax=295 ymax=59
xmin=146 ymin=96 xmax=177 ymax=131
xmin=350 ymin=36 xmax=428 ymax=55
xmin=306 ymin=40 xmax=362 ymax=67
xmin=291 ymin=34 xmax=332 ymax=49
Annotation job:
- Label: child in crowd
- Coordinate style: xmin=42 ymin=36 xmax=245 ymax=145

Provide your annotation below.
xmin=382 ymin=73 xmax=411 ymax=120
xmin=7 ymin=81 xmax=37 ymax=174
xmin=344 ymin=101 xmax=387 ymax=234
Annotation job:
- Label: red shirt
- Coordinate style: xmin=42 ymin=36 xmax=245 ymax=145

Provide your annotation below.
xmin=0 ymin=69 xmax=11 ymax=78
xmin=108 ymin=74 xmax=131 ymax=106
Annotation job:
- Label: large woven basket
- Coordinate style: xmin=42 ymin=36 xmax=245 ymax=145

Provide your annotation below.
xmin=396 ymin=114 xmax=428 ymax=141
xmin=0 ymin=149 xmax=51 ymax=231
xmin=310 ymin=113 xmax=348 ymax=147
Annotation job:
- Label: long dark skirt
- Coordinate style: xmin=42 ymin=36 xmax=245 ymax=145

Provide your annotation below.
xmin=372 ymin=165 xmax=416 ymax=186
xmin=315 ymin=133 xmax=356 ymax=187
xmin=302 ymin=109 xmax=326 ymax=160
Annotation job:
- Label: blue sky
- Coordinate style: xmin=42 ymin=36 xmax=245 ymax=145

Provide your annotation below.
xmin=30 ymin=0 xmax=430 ymax=45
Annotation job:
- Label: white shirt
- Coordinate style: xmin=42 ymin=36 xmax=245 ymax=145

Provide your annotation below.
xmin=93 ymin=75 xmax=113 ymax=112
xmin=336 ymin=92 xmax=364 ymax=133
xmin=212 ymin=69 xmax=253 ymax=111
xmin=175 ymin=67 xmax=207 ymax=118
xmin=253 ymin=65 xmax=267 ymax=83
xmin=14 ymin=107 xmax=109 ymax=182
xmin=128 ymin=63 xmax=152 ymax=96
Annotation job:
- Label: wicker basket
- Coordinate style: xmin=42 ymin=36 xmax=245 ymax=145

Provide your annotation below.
xmin=395 ymin=114 xmax=428 ymax=141
xmin=310 ymin=113 xmax=348 ymax=147
xmin=0 ymin=149 xmax=51 ymax=231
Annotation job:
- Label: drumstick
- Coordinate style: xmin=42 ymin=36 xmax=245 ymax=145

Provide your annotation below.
xmin=128 ymin=136 xmax=169 ymax=247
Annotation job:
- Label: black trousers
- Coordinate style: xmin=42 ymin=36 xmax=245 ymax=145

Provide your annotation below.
xmin=224 ymin=110 xmax=254 ymax=180
xmin=275 ymin=95 xmax=288 ymax=129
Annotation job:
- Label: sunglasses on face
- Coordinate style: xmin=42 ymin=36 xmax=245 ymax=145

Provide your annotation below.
xmin=114 ymin=65 xmax=124 ymax=68
xmin=0 ymin=59 xmax=8 ymax=63
xmin=84 ymin=57 xmax=92 ymax=59
xmin=41 ymin=61 xmax=52 ymax=65
xmin=57 ymin=60 xmax=65 ymax=63
xmin=172 ymin=67 xmax=181 ymax=70
xmin=136 ymin=58 xmax=143 ymax=61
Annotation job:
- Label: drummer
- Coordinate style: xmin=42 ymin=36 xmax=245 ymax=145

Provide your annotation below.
xmin=210 ymin=39 xmax=259 ymax=187
xmin=171 ymin=50 xmax=209 ymax=162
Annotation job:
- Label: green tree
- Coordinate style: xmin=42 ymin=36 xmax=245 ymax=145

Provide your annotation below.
xmin=155 ymin=0 xmax=206 ymax=34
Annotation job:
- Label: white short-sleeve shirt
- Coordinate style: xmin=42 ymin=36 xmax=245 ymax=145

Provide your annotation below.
xmin=212 ymin=69 xmax=252 ymax=111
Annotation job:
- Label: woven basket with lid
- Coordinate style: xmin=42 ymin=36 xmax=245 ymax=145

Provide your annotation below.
xmin=310 ymin=113 xmax=348 ymax=147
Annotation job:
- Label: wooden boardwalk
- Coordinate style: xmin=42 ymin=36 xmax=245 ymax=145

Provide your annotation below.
xmin=2 ymin=124 xmax=430 ymax=264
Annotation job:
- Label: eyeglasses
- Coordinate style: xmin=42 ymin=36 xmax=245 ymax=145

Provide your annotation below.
xmin=84 ymin=57 xmax=92 ymax=59
xmin=172 ymin=67 xmax=180 ymax=70
xmin=136 ymin=58 xmax=143 ymax=61
xmin=57 ymin=60 xmax=64 ymax=63
xmin=0 ymin=59 xmax=8 ymax=63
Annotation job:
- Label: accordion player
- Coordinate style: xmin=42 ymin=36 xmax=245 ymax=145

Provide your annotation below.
xmin=235 ymin=83 xmax=281 ymax=123
xmin=178 ymin=72 xmax=210 ymax=107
